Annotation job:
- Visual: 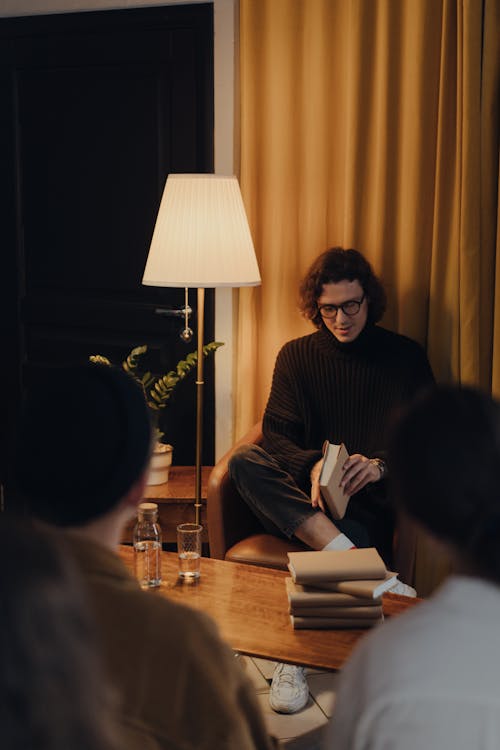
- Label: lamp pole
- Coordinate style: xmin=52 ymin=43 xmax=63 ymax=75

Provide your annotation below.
xmin=194 ymin=287 xmax=205 ymax=526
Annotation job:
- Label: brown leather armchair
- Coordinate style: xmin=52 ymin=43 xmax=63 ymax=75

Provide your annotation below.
xmin=207 ymin=422 xmax=417 ymax=582
xmin=207 ymin=422 xmax=308 ymax=570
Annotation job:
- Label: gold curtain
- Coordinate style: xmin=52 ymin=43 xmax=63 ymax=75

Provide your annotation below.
xmin=236 ymin=0 xmax=499 ymax=423
xmin=235 ymin=0 xmax=500 ymax=595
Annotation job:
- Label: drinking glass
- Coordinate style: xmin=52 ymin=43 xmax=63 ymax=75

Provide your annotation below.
xmin=177 ymin=523 xmax=202 ymax=579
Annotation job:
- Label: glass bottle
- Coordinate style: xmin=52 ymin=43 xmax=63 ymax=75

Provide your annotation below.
xmin=133 ymin=502 xmax=162 ymax=588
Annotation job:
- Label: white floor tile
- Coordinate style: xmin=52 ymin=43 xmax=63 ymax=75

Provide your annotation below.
xmin=307 ymin=671 xmax=340 ymax=718
xmin=251 ymin=656 xmax=278 ymax=680
xmin=238 ymin=655 xmax=270 ymax=691
xmin=255 ymin=690 xmax=328 ymax=742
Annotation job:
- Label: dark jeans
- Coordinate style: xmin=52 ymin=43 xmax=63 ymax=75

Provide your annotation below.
xmin=228 ymin=444 xmax=394 ymax=565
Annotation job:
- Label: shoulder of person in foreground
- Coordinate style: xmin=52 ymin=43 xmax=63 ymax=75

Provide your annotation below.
xmin=323 ymin=599 xmax=426 ymax=748
xmin=130 ymin=591 xmax=278 ymax=750
xmin=324 ymin=578 xmax=500 ymax=750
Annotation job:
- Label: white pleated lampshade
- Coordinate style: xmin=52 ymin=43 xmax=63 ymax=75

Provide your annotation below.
xmin=142 ymin=174 xmax=261 ymax=288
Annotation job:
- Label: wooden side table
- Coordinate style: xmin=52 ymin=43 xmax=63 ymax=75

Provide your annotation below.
xmin=122 ymin=466 xmax=212 ymax=545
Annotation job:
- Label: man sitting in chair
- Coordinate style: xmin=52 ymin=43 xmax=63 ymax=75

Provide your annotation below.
xmin=229 ymin=247 xmax=434 ymax=714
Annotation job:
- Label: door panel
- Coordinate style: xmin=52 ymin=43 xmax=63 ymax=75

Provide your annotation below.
xmin=0 ymin=5 xmax=215 ymax=489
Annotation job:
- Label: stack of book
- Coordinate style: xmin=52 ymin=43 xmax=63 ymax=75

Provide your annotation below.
xmin=286 ymin=547 xmax=398 ymax=630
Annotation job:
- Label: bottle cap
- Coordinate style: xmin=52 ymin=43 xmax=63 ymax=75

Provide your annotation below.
xmin=138 ymin=502 xmax=158 ymax=518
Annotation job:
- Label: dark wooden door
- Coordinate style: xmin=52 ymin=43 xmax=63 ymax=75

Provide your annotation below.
xmin=0 ymin=4 xmax=215 ymax=493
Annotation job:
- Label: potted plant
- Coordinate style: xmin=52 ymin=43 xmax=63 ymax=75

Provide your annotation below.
xmin=89 ymin=341 xmax=223 ymax=484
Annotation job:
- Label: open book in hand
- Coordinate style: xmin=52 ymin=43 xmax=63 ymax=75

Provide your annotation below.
xmin=319 ymin=441 xmax=350 ymax=519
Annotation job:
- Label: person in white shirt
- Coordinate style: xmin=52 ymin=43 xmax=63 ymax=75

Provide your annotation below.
xmin=325 ymin=384 xmax=500 ymax=750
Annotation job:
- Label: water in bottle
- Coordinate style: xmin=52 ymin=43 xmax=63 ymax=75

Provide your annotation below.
xmin=133 ymin=502 xmax=162 ymax=588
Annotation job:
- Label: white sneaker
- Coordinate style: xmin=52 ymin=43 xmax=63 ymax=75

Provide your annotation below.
xmin=389 ymin=580 xmax=417 ymax=597
xmin=269 ymin=663 xmax=309 ymax=714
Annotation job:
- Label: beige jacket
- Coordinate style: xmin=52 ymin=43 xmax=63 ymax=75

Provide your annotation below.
xmin=66 ymin=533 xmax=278 ymax=750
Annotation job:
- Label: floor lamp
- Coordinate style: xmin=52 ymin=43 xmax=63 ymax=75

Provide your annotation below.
xmin=142 ymin=174 xmax=261 ymax=526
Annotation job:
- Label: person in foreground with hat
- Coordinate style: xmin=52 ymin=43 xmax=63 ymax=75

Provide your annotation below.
xmin=325 ymin=384 xmax=500 ymax=750
xmin=15 ymin=363 xmax=277 ymax=750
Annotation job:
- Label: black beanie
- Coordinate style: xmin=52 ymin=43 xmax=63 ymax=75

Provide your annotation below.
xmin=15 ymin=363 xmax=152 ymax=526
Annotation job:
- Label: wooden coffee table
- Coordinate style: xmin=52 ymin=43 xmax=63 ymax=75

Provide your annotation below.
xmin=118 ymin=545 xmax=420 ymax=671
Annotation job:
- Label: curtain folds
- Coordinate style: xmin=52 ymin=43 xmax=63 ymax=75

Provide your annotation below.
xmin=236 ymin=0 xmax=500 ymax=440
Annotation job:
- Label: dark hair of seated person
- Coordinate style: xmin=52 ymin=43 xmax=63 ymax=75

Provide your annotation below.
xmin=388 ymin=384 xmax=500 ymax=584
xmin=14 ymin=363 xmax=152 ymax=527
xmin=0 ymin=516 xmax=120 ymax=750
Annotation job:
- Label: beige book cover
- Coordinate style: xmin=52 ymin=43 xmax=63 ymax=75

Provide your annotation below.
xmin=307 ymin=571 xmax=399 ymax=599
xmin=290 ymin=614 xmax=384 ymax=630
xmin=289 ymin=604 xmax=383 ymax=618
xmin=319 ymin=441 xmax=350 ymax=519
xmin=285 ymin=577 xmax=382 ymax=607
xmin=287 ymin=547 xmax=387 ymax=585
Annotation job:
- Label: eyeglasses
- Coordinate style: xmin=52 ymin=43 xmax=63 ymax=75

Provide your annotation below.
xmin=317 ymin=294 xmax=365 ymax=319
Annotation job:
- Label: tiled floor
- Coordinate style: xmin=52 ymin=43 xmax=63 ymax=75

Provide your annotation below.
xmin=238 ymin=655 xmax=340 ymax=749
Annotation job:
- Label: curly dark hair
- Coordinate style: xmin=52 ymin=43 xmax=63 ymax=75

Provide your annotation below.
xmin=298 ymin=247 xmax=387 ymax=328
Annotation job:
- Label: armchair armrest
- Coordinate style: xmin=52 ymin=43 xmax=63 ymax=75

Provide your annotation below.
xmin=207 ymin=421 xmax=264 ymax=559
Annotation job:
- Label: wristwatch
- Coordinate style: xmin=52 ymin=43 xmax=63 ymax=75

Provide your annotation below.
xmin=370 ymin=458 xmax=387 ymax=480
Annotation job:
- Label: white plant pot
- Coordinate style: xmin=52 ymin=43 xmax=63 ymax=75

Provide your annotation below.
xmin=147 ymin=443 xmax=173 ymax=485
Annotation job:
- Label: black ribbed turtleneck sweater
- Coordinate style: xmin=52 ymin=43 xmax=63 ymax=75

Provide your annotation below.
xmin=262 ymin=323 xmax=434 ymax=489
